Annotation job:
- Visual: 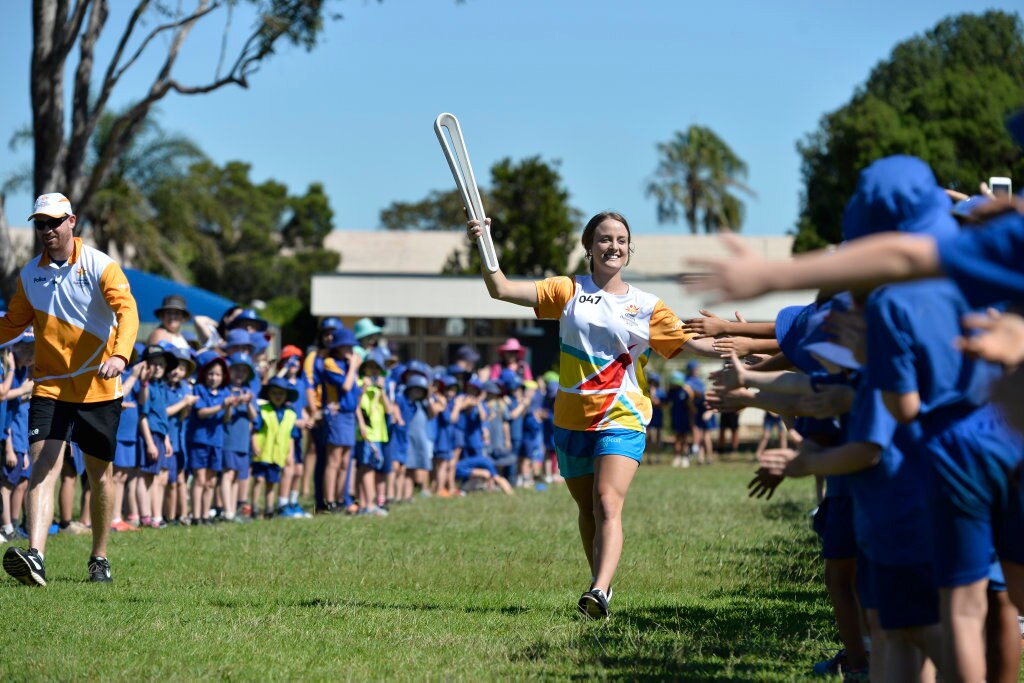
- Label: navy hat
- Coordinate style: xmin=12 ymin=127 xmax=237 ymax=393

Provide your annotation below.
xmin=224 ymin=328 xmax=254 ymax=350
xmin=226 ymin=352 xmax=256 ymax=382
xmin=320 ymin=317 xmax=342 ymax=331
xmin=499 ymin=368 xmax=522 ymax=391
xmin=404 ymin=374 xmax=430 ymax=391
xmin=141 ymin=344 xmax=178 ymax=372
xmin=466 ymin=377 xmax=484 ymax=393
xmin=686 ymin=360 xmax=699 ymax=372
xmin=260 ymin=376 xmax=299 ymax=403
xmin=1007 ymin=108 xmax=1024 ymax=149
xmin=230 ymin=308 xmax=268 ymax=332
xmin=456 ymin=345 xmax=480 ymax=363
xmin=483 ymin=380 xmax=503 ymax=395
xmin=447 ymin=363 xmax=468 ymax=377
xmin=328 ymin=327 xmax=359 ymax=349
xmin=438 ymin=375 xmax=459 ymax=390
xmin=843 ymin=155 xmax=958 ymax=242
xmin=646 ymin=371 xmax=661 ymax=386
xmin=170 ymin=347 xmax=196 ymax=376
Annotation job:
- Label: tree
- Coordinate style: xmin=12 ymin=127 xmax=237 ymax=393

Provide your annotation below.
xmin=645 ymin=125 xmax=754 ymax=233
xmin=0 ymin=0 xmax=346 ymax=303
xmin=380 ymin=189 xmax=483 ymax=231
xmin=794 ymin=11 xmax=1024 ymax=251
xmin=406 ymin=156 xmax=582 ymax=277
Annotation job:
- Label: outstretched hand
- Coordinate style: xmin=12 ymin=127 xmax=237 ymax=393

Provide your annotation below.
xmin=683 ymin=233 xmax=771 ymax=305
xmin=957 ymin=310 xmax=1024 ymax=367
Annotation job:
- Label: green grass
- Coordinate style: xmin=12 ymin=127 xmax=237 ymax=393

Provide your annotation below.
xmin=0 ymin=460 xmax=843 ymax=680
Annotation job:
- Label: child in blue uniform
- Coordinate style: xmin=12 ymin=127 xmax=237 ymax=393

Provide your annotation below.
xmin=667 ymin=372 xmax=694 ymax=468
xmin=189 ymin=353 xmax=229 ymax=525
xmin=277 ymin=346 xmax=311 ymax=517
xmin=222 ymin=352 xmax=258 ymax=521
xmin=138 ymin=345 xmax=177 ymax=528
xmin=317 ymin=328 xmax=361 ymax=512
xmin=645 ymin=371 xmax=665 ymax=465
xmin=111 ymin=343 xmax=144 ymax=532
xmin=1 ymin=330 xmax=34 ymax=541
xmin=251 ymin=378 xmax=298 ymax=519
xmin=164 ymin=347 xmax=196 ymax=525
xmin=431 ymin=374 xmax=455 ymax=496
xmin=398 ymin=367 xmax=440 ymax=500
xmin=354 ymin=350 xmax=391 ymax=516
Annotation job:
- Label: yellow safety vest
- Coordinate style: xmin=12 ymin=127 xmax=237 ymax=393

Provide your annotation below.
xmin=253 ymin=405 xmax=297 ymax=468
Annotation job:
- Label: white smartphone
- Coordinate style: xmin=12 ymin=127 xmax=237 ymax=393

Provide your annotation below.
xmin=989 ymin=176 xmax=1012 ymax=197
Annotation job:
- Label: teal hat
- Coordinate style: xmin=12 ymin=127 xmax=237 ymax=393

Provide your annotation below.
xmin=353 ymin=317 xmax=384 ymax=341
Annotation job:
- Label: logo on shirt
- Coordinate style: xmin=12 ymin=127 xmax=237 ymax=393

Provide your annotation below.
xmin=624 ymin=304 xmax=639 ymax=318
xmin=74 ymin=267 xmax=89 ymax=287
xmin=33 ymin=277 xmax=48 ymax=284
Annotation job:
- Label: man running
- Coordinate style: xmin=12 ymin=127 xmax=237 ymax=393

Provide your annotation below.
xmin=0 ymin=193 xmax=139 ymax=585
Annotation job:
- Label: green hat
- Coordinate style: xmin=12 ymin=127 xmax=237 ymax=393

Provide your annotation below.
xmin=353 ymin=317 xmax=384 ymax=340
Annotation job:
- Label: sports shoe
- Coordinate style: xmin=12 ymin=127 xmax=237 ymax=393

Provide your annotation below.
xmin=110 ymin=520 xmax=137 ymax=532
xmin=63 ymin=520 xmax=91 ymax=535
xmin=578 ymin=588 xmax=610 ymax=620
xmin=87 ymin=556 xmax=112 ymax=583
xmin=812 ymin=649 xmax=846 ymax=676
xmin=3 ymin=546 xmax=46 ymax=586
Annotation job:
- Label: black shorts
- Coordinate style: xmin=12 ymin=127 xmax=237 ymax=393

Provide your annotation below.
xmin=719 ymin=411 xmax=740 ymax=430
xmin=29 ymin=397 xmax=122 ymax=462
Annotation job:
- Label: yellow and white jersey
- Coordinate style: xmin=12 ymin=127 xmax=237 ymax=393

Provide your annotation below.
xmin=0 ymin=238 xmax=139 ymax=403
xmin=535 ymin=275 xmax=693 ymax=433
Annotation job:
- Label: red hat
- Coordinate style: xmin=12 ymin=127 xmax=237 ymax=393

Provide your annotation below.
xmin=279 ymin=345 xmax=304 ymax=361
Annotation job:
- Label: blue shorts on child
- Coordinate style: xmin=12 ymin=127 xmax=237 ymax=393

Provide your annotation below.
xmin=355 ymin=440 xmax=388 ymax=473
xmin=114 ymin=440 xmax=137 ymax=469
xmin=68 ymin=442 xmax=86 ymax=475
xmin=2 ymin=452 xmax=31 ymax=486
xmin=812 ymin=494 xmax=857 ymax=561
xmin=223 ymin=450 xmax=251 ymax=480
xmin=137 ymin=437 xmax=166 ymax=475
xmin=292 ymin=436 xmax=304 ymax=465
xmin=191 ymin=444 xmax=223 ymax=472
xmin=856 ymin=551 xmax=939 ymax=630
xmin=325 ymin=410 xmax=356 ymax=447
xmin=553 ymin=427 xmax=644 ymax=479
xmin=251 ymin=461 xmax=282 ymax=484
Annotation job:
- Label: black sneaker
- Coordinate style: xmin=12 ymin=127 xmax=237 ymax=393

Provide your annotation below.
xmin=578 ymin=588 xmax=610 ymax=620
xmin=3 ymin=546 xmax=47 ymax=586
xmin=87 ymin=556 xmax=112 ymax=583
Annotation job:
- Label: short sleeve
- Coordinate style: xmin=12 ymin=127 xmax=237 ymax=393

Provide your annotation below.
xmin=937 ymin=212 xmax=1024 ymax=307
xmin=865 ymin=290 xmax=917 ymax=395
xmin=649 ymin=301 xmax=695 ymax=359
xmin=534 ymin=277 xmax=575 ymax=320
xmin=845 ymin=383 xmax=897 ymax=449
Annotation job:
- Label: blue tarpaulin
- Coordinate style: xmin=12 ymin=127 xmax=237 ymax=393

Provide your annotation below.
xmin=125 ymin=268 xmax=236 ymax=323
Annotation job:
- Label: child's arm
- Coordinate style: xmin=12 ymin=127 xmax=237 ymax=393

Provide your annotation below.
xmin=6 ymin=378 xmax=34 ymax=400
xmin=195 ymin=392 xmax=226 ymax=420
xmin=759 ymin=439 xmax=881 ymax=478
xmin=5 ymin=428 xmax=15 ymax=469
xmin=502 ymin=421 xmax=511 ymax=450
xmin=356 ymin=403 xmax=369 ymax=441
xmin=449 ymin=395 xmax=465 ymax=422
xmin=138 ymin=415 xmax=159 ymax=462
xmin=342 ymin=354 xmax=361 ymax=392
xmin=682 ymin=310 xmax=777 ymax=339
xmin=251 ymin=431 xmax=261 ymax=461
xmin=246 ymin=394 xmax=259 ymax=422
xmin=166 ymin=392 xmax=198 ymax=417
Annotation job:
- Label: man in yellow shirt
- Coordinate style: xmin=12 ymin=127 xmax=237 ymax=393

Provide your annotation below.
xmin=0 ymin=193 xmax=139 ymax=586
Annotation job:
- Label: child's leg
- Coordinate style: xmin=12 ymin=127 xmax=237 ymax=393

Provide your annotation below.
xmin=755 ymin=429 xmax=771 ymax=458
xmin=281 ymin=463 xmax=294 ymax=505
xmin=447 ymin=448 xmax=460 ymax=493
xmin=823 ymin=558 xmax=869 ymax=670
xmin=203 ymin=473 xmax=217 ymax=520
xmin=191 ymin=469 xmax=206 ymax=520
xmin=985 ymin=586 xmax=1022 ymax=683
xmin=12 ymin=479 xmax=28 ymax=527
xmin=291 ymin=463 xmax=304 ymax=504
xmin=302 ymin=438 xmax=316 ymax=498
xmin=59 ymin=467 xmax=77 ymax=525
xmin=150 ymin=471 xmax=167 ymax=522
xmin=79 ymin=477 xmax=92 ymax=526
xmin=0 ymin=483 xmax=12 ymax=529
xmin=251 ymin=477 xmax=264 ymax=516
xmin=139 ymin=473 xmax=154 ymax=521
xmin=221 ymin=469 xmax=237 ymax=518
xmin=342 ymin=447 xmax=355 ymax=506
xmin=177 ymin=471 xmax=188 ymax=520
xmin=165 ymin=478 xmax=177 ymax=521
xmin=885 ymin=625 xmax=942 ymax=683
xmin=111 ymin=468 xmax=127 ymax=522
xmin=323 ymin=445 xmax=341 ymax=504
xmin=126 ymin=472 xmax=140 ymax=522
xmin=940 ymin=580 xmax=989 ymax=681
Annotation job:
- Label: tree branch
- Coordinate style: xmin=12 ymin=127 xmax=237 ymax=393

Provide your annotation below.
xmin=111 ymin=1 xmax=220 ymax=85
xmin=59 ymin=0 xmax=94 ymax=59
xmin=66 ymin=0 xmax=108 ymax=200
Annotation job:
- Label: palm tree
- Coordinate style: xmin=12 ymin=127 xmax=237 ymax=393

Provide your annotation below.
xmin=646 ymin=126 xmax=755 ymax=233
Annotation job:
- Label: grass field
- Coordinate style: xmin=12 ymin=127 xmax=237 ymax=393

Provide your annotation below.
xmin=0 ymin=459 xmax=843 ymax=681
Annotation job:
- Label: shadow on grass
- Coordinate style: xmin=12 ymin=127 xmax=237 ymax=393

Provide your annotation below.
xmin=294 ymin=596 xmax=530 ymax=616
xmin=515 ymin=595 xmax=830 ymax=680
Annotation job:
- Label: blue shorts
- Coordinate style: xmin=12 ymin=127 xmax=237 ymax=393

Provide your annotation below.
xmin=223 ymin=450 xmax=251 ymax=480
xmin=456 ymin=454 xmax=497 ymax=481
xmin=858 ymin=555 xmax=939 ymax=630
xmin=406 ymin=446 xmax=433 ymax=472
xmin=68 ymin=442 xmax=86 ymax=476
xmin=113 ymin=440 xmax=137 ymax=470
xmin=162 ymin=443 xmax=178 ymax=482
xmin=553 ymin=427 xmax=644 ymax=480
xmin=2 ymin=451 xmax=30 ymax=486
xmin=174 ymin=448 xmax=188 ymax=481
xmin=326 ymin=411 xmax=356 ymax=448
xmin=355 ymin=440 xmax=387 ymax=472
xmin=137 ymin=438 xmax=166 ymax=475
xmin=452 ymin=429 xmax=465 ymax=450
xmin=251 ymin=461 xmax=282 ymax=484
xmin=524 ymin=437 xmax=545 ymax=464
xmin=190 ymin=444 xmax=223 ymax=473
xmin=292 ymin=437 xmax=304 ymax=465
xmin=926 ymin=406 xmax=1024 ymax=584
xmin=433 ymin=450 xmax=452 ymax=462
xmin=813 ymin=495 xmax=858 ymax=560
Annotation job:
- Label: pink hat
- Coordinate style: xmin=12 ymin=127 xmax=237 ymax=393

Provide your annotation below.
xmin=497 ymin=337 xmax=526 ymax=359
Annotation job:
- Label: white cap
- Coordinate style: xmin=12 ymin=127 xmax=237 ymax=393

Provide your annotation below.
xmin=28 ymin=193 xmax=73 ymax=221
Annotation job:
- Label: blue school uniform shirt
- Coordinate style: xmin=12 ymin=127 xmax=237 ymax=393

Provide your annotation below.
xmin=190 ymin=385 xmax=227 ymax=447
xmin=845 ymin=380 xmax=931 ymax=566
xmin=865 ymin=279 xmax=1001 ymax=434
xmin=435 ymin=401 xmax=454 ymax=454
xmin=164 ymin=380 xmax=192 ymax=454
xmin=523 ymin=390 xmax=544 ymax=447
xmin=508 ymin=396 xmax=525 ymax=453
xmin=460 ymin=402 xmax=486 ymax=453
xmin=0 ymin=363 xmax=8 ymax=444
xmin=937 ymin=210 xmax=1024 ymax=306
xmin=321 ymin=360 xmax=362 ymax=413
xmin=116 ymin=369 xmax=142 ymax=444
xmin=286 ymin=375 xmax=308 ymax=438
xmin=143 ymin=380 xmax=171 ymax=437
xmin=398 ymin=394 xmax=433 ymax=458
xmin=648 ymin=388 xmax=665 ymax=429
xmin=667 ymin=387 xmax=690 ymax=431
xmin=6 ymin=365 xmax=31 ymax=454
xmin=224 ymin=384 xmax=256 ymax=453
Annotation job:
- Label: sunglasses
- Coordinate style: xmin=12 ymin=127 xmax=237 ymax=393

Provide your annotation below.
xmin=34 ymin=215 xmax=67 ymax=231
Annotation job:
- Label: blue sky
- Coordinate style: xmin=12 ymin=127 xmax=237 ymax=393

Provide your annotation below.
xmin=0 ymin=1 xmax=1015 ymax=234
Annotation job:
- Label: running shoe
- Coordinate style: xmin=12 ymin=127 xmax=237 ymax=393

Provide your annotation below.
xmin=812 ymin=649 xmax=846 ymax=676
xmin=3 ymin=546 xmax=46 ymax=586
xmin=87 ymin=556 xmax=112 ymax=583
xmin=578 ymin=588 xmax=610 ymax=620
xmin=110 ymin=520 xmax=137 ymax=532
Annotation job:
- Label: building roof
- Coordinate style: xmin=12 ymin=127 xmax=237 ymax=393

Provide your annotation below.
xmin=323 ymin=230 xmax=795 ymax=277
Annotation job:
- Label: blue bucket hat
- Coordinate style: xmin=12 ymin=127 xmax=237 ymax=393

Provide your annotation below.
xmin=951 ymin=195 xmax=990 ymax=221
xmin=466 ymin=377 xmax=484 ymax=393
xmin=402 ymin=360 xmax=432 ymax=383
xmin=226 ymin=352 xmax=256 ymax=382
xmin=842 ymin=155 xmax=958 ymax=242
xmin=499 ymin=368 xmax=522 ymax=391
xmin=361 ymin=349 xmax=388 ymax=373
xmin=669 ymin=371 xmax=685 ymax=386
xmin=224 ymin=328 xmax=254 ymax=350
xmin=777 ymin=293 xmax=853 ymax=375
xmin=646 ymin=371 xmax=661 ymax=386
xmin=260 ymin=376 xmax=299 ymax=403
xmin=320 ymin=317 xmax=342 ymax=331
xmin=249 ymin=332 xmax=269 ymax=355
xmin=404 ymin=374 xmax=430 ymax=392
xmin=170 ymin=347 xmax=197 ymax=376
xmin=328 ymin=327 xmax=359 ymax=349
xmin=353 ymin=317 xmax=384 ymax=341
xmin=483 ymin=380 xmax=503 ymax=395
xmin=438 ymin=375 xmax=459 ymax=390
xmin=230 ymin=308 xmax=268 ymax=332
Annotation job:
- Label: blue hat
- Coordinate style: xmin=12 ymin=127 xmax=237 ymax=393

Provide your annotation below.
xmin=686 ymin=360 xmax=699 ymax=372
xmin=842 ymin=155 xmax=958 ymax=242
xmin=226 ymin=352 xmax=256 ymax=382
xmin=466 ymin=377 xmax=484 ymax=392
xmin=361 ymin=349 xmax=388 ymax=372
xmin=249 ymin=332 xmax=269 ymax=355
xmin=438 ymin=375 xmax=459 ymax=390
xmin=545 ymin=380 xmax=559 ymax=398
xmin=404 ymin=374 xmax=430 ymax=392
xmin=196 ymin=349 xmax=221 ymax=369
xmin=646 ymin=371 xmax=661 ymax=386
xmin=320 ymin=317 xmax=342 ymax=331
xmin=224 ymin=328 xmax=254 ymax=350
xmin=403 ymin=360 xmax=432 ymax=383
xmin=129 ymin=341 xmax=146 ymax=366
xmin=230 ymin=308 xmax=268 ymax=332
xmin=353 ymin=317 xmax=384 ymax=340
xmin=142 ymin=344 xmax=178 ymax=372
xmin=328 ymin=327 xmax=358 ymax=349
xmin=1007 ymin=108 xmax=1024 ymax=149
xmin=170 ymin=347 xmax=196 ymax=376
xmin=260 ymin=376 xmax=299 ymax=403
xmin=483 ymin=380 xmax=502 ymax=395
xmin=804 ymin=341 xmax=861 ymax=371
xmin=773 ymin=305 xmax=806 ymax=349
xmin=669 ymin=371 xmax=685 ymax=386
xmin=447 ymin=363 xmax=468 ymax=377
xmin=777 ymin=292 xmax=853 ymax=375
xmin=499 ymin=368 xmax=522 ymax=391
